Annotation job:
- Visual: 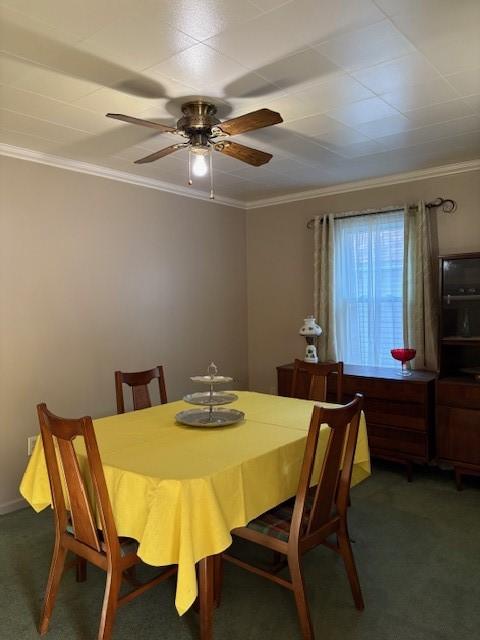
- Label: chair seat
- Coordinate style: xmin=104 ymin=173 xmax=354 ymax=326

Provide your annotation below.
xmin=246 ymin=490 xmax=316 ymax=542
xmin=66 ymin=524 xmax=138 ymax=557
xmin=246 ymin=503 xmax=293 ymax=542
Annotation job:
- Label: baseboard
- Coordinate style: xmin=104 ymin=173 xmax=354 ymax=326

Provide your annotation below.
xmin=0 ymin=497 xmax=28 ymax=515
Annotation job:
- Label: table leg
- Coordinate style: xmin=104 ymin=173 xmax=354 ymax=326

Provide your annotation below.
xmin=405 ymin=460 xmax=413 ymax=483
xmin=214 ymin=554 xmax=223 ymax=608
xmin=199 ymin=555 xmax=215 ymax=640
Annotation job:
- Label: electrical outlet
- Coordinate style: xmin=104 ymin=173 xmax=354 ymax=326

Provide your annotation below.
xmin=27 ymin=435 xmax=38 ymax=456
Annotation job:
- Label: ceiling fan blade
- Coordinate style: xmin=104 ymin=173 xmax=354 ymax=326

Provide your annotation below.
xmin=218 ymin=108 xmax=282 ymax=136
xmin=214 ymin=141 xmax=272 ymax=166
xmin=135 ymin=145 xmax=182 ymax=164
xmin=106 ymin=113 xmax=176 ymax=133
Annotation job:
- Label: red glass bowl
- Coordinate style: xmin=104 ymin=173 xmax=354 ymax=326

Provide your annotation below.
xmin=391 ymin=348 xmax=416 ymax=363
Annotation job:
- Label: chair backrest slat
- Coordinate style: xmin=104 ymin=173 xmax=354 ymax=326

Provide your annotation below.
xmin=132 ymin=384 xmax=151 ymax=411
xmin=336 ymin=399 xmax=363 ymax=517
xmin=56 ymin=437 xmax=101 ymax=550
xmin=115 ymin=366 xmax=167 ymax=414
xmin=308 ymin=425 xmax=347 ymax=530
xmin=289 ymin=395 xmax=363 ymax=544
xmin=38 ymin=404 xmax=120 ymax=556
xmin=291 ymin=359 xmax=343 ymax=403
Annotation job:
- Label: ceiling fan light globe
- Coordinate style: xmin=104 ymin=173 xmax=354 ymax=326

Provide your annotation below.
xmin=192 ymin=152 xmax=209 ymax=177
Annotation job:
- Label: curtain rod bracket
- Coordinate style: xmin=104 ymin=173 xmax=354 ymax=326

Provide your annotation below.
xmin=424 ymin=197 xmax=457 ymax=213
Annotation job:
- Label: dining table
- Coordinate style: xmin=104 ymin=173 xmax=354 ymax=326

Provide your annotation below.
xmin=20 ymin=390 xmax=371 ymax=639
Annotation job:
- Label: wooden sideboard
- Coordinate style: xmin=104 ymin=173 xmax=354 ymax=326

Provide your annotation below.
xmin=436 ymin=377 xmax=480 ymax=490
xmin=277 ymin=363 xmax=437 ymax=481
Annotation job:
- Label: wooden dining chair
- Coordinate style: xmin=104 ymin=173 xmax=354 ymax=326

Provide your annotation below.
xmin=223 ymin=394 xmax=364 ymax=640
xmin=37 ymin=403 xmax=176 ymax=640
xmin=291 ymin=358 xmax=344 ymax=403
xmin=115 ymin=365 xmax=167 ymax=414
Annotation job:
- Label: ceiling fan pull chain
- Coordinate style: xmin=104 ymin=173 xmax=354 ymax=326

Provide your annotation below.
xmin=209 ymin=148 xmax=214 ymax=200
xmin=188 ymin=149 xmax=193 ymax=186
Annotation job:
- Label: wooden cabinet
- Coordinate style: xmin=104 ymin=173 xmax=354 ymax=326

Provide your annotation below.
xmin=437 ymin=253 xmax=480 ymax=489
xmin=436 ymin=379 xmax=480 ymax=489
xmin=277 ymin=363 xmax=436 ymax=481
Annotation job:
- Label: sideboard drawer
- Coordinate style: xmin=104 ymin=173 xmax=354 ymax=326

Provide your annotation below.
xmin=363 ymin=397 xmax=427 ymax=431
xmin=437 ymin=381 xmax=480 ymax=410
xmin=342 ymin=376 xmax=426 ymax=404
xmin=368 ymin=424 xmax=427 ymax=457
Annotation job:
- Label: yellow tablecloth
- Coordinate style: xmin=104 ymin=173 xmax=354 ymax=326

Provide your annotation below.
xmin=19 ymin=391 xmax=370 ymax=615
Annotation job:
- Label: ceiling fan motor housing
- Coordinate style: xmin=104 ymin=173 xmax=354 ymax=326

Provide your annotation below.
xmin=177 ymin=101 xmax=220 ymax=146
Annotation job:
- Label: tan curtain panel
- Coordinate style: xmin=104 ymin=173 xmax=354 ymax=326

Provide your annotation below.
xmin=313 ymin=214 xmax=338 ymax=361
xmin=403 ymin=201 xmax=439 ymax=371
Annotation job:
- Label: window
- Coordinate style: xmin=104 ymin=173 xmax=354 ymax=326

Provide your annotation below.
xmin=334 ymin=210 xmax=404 ymax=368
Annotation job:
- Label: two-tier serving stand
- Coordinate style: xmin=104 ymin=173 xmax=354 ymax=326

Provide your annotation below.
xmin=175 ymin=363 xmax=245 ymax=427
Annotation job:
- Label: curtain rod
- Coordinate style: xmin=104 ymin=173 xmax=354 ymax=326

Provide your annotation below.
xmin=306 ymin=197 xmax=457 ymax=229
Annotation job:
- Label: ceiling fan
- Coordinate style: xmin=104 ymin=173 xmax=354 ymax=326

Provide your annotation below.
xmin=106 ymin=100 xmax=283 ymax=198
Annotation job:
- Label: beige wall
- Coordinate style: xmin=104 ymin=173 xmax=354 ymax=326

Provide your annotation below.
xmin=2 ymin=157 xmax=479 ymax=511
xmin=0 ymin=156 xmax=247 ymax=511
xmin=246 ymin=169 xmax=480 ymax=394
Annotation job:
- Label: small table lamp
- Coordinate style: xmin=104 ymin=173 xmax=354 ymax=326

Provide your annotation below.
xmin=299 ymin=316 xmax=322 ymax=363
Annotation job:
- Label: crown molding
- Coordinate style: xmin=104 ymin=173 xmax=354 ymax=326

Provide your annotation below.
xmin=1 ymin=143 xmax=478 ymax=211
xmin=244 ymin=159 xmax=480 ymax=210
xmin=0 ymin=143 xmax=245 ymax=209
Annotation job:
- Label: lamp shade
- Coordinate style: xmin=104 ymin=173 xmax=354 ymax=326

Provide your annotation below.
xmin=299 ymin=315 xmax=322 ymax=337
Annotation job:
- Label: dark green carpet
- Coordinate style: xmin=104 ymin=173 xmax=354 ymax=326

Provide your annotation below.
xmin=1 ymin=462 xmax=479 ymax=640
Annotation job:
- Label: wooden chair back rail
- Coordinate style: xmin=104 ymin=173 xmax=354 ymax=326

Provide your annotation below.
xmin=37 ymin=403 xmax=175 ymax=640
xmin=291 ymin=359 xmax=344 ymax=403
xmin=115 ymin=365 xmax=167 ymax=414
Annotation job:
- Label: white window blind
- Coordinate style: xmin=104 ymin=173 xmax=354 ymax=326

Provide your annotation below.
xmin=334 ymin=210 xmax=404 ymax=368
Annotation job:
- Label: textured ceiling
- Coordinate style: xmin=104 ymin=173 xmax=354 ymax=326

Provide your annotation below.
xmin=1 ymin=0 xmax=479 ymax=203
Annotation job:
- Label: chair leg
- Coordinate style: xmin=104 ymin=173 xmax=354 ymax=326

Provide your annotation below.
xmin=76 ymin=556 xmax=87 ymax=582
xmin=98 ymin=567 xmax=122 ymax=640
xmin=454 ymin=467 xmax=463 ymax=491
xmin=272 ymin=551 xmax=282 ymax=564
xmin=270 ymin=550 xmax=288 ymax=573
xmin=39 ymin=540 xmax=67 ymax=635
xmin=288 ymin=552 xmax=314 ymax=640
xmin=337 ymin=525 xmax=364 ymax=611
xmin=123 ymin=566 xmax=140 ymax=587
xmin=406 ymin=461 xmax=413 ymax=483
